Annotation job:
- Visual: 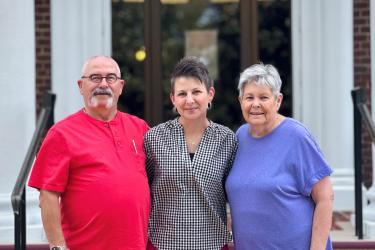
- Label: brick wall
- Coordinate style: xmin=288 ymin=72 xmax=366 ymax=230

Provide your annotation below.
xmin=353 ymin=0 xmax=372 ymax=188
xmin=35 ymin=0 xmax=51 ymax=117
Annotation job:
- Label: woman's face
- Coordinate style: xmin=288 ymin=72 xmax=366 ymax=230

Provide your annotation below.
xmin=239 ymin=82 xmax=282 ymax=128
xmin=170 ymin=76 xmax=214 ymax=122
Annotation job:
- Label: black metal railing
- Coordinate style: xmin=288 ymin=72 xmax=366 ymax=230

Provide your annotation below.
xmin=11 ymin=92 xmax=56 ymax=250
xmin=351 ymin=87 xmax=375 ymax=239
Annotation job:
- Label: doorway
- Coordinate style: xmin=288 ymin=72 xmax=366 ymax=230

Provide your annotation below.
xmin=112 ymin=0 xmax=291 ymax=129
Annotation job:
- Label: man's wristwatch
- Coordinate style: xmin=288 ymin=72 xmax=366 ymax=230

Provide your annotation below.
xmin=50 ymin=246 xmax=67 ymax=250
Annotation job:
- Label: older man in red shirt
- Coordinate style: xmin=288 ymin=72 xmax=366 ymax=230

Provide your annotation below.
xmin=29 ymin=56 xmax=150 ymax=250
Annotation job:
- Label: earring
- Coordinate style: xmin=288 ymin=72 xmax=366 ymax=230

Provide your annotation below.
xmin=207 ymin=102 xmax=212 ymax=110
xmin=172 ymin=106 xmax=178 ymax=114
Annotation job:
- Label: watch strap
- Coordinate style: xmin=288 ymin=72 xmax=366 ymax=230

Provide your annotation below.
xmin=50 ymin=246 xmax=67 ymax=250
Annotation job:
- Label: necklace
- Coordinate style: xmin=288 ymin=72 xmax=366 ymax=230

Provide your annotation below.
xmin=187 ymin=139 xmax=198 ymax=146
xmin=181 ymin=118 xmax=209 ymax=147
xmin=186 ymin=135 xmax=202 ymax=146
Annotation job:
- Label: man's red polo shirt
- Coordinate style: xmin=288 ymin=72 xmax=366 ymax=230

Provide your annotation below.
xmin=29 ymin=110 xmax=150 ymax=250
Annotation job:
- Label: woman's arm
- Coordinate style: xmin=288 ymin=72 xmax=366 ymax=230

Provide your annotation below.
xmin=310 ymin=176 xmax=334 ymax=250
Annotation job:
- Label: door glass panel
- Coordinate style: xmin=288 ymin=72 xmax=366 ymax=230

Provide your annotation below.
xmin=161 ymin=0 xmax=241 ymax=129
xmin=258 ymin=0 xmax=291 ymax=117
xmin=112 ymin=1 xmax=145 ymax=118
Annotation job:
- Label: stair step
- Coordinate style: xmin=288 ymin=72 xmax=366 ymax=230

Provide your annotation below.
xmin=0 ymin=245 xmax=48 ymax=250
xmin=333 ymin=241 xmax=375 ymax=249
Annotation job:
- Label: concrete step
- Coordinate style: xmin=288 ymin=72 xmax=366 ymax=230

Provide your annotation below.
xmin=0 ymin=245 xmax=48 ymax=250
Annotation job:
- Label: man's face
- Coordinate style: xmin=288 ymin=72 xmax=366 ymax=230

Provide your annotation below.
xmin=77 ymin=57 xmax=124 ymax=111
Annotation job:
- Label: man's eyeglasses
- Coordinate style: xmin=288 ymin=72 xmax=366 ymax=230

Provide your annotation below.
xmin=81 ymin=74 xmax=121 ymax=84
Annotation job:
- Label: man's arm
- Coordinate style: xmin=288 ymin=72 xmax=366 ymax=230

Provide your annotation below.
xmin=39 ymin=189 xmax=67 ymax=248
xmin=310 ymin=176 xmax=334 ymax=250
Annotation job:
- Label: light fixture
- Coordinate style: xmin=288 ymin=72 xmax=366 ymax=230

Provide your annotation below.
xmin=135 ymin=47 xmax=146 ymax=62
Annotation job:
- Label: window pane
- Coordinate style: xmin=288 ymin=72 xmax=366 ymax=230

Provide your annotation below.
xmin=112 ymin=1 xmax=145 ymax=118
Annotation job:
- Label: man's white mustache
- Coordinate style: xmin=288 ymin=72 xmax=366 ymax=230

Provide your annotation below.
xmin=92 ymin=88 xmax=113 ymax=96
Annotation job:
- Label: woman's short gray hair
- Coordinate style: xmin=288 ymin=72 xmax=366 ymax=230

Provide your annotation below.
xmin=238 ymin=63 xmax=282 ymax=97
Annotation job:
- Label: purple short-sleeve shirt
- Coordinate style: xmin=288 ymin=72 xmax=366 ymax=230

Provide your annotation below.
xmin=226 ymin=118 xmax=333 ymax=250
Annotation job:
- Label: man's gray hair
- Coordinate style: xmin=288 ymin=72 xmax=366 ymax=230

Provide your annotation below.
xmin=80 ymin=55 xmax=121 ymax=77
xmin=238 ymin=63 xmax=282 ymax=97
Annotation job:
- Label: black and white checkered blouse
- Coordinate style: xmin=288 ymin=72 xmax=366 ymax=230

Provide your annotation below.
xmin=144 ymin=118 xmax=238 ymax=250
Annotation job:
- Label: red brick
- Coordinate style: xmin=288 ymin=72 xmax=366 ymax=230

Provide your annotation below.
xmin=35 ymin=0 xmax=51 ymax=117
xmin=354 ymin=0 xmax=372 ymax=187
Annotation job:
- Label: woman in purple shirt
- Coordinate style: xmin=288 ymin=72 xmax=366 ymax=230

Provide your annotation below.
xmin=226 ymin=63 xmax=334 ymax=249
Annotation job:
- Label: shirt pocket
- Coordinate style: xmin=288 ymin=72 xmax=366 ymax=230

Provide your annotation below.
xmin=129 ymin=138 xmax=147 ymax=176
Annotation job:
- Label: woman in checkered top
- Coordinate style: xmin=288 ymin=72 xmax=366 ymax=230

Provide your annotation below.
xmin=144 ymin=56 xmax=238 ymax=250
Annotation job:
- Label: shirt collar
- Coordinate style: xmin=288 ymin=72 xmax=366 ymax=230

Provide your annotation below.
xmin=170 ymin=117 xmax=215 ymax=132
xmin=80 ymin=108 xmax=120 ymax=126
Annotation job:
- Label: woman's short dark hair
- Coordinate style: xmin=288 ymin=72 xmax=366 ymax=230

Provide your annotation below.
xmin=170 ymin=56 xmax=213 ymax=93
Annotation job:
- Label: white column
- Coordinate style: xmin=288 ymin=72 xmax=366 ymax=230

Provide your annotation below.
xmin=292 ymin=0 xmax=355 ymax=211
xmin=364 ymin=0 xmax=375 ymax=239
xmin=51 ymin=0 xmax=112 ymax=122
xmin=8 ymin=0 xmax=114 ymax=244
xmin=0 ymin=0 xmax=38 ymax=244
